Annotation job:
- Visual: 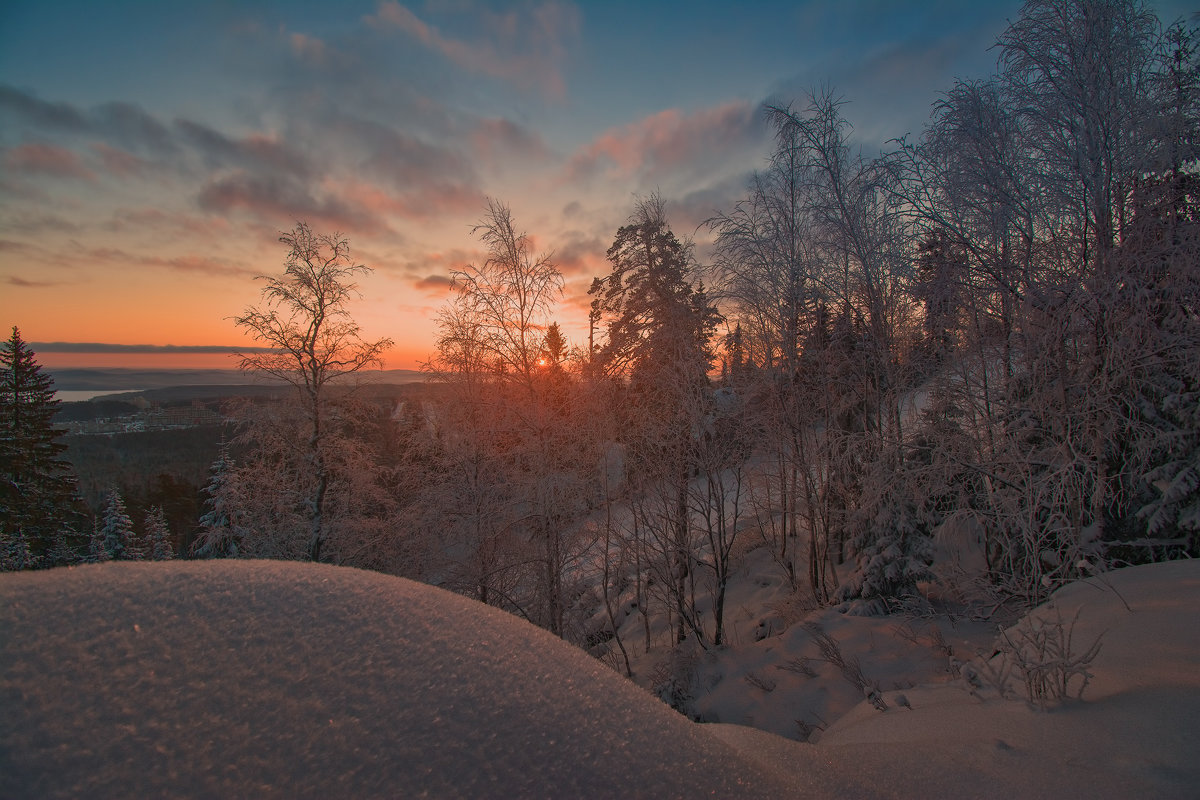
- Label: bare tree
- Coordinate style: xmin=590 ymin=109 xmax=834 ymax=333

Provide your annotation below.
xmin=234 ymin=222 xmax=393 ymax=562
xmin=426 ymin=200 xmax=590 ymax=637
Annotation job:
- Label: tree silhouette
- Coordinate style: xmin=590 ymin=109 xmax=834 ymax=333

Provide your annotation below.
xmin=0 ymin=327 xmax=81 ymax=570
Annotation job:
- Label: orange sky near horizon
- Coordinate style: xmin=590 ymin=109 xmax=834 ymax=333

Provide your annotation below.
xmin=31 ymin=342 xmax=437 ymax=372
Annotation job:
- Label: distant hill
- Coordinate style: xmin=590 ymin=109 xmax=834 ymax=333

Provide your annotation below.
xmin=46 ymin=368 xmax=425 ymax=392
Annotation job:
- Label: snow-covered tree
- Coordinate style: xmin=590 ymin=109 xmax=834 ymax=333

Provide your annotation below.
xmin=0 ymin=326 xmax=81 ymax=569
xmin=426 ymin=199 xmax=589 ymax=637
xmin=193 ymin=449 xmax=246 ymax=559
xmin=590 ymin=195 xmax=721 ymax=644
xmin=234 ymin=222 xmax=393 ymax=563
xmin=88 ymin=518 xmax=110 ymax=564
xmin=144 ymin=505 xmax=174 ymax=561
xmin=99 ymin=489 xmax=137 ymax=561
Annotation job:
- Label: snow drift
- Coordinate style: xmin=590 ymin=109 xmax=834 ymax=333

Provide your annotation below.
xmin=3 ymin=559 xmax=1198 ymax=798
xmin=0 ymin=560 xmax=802 ymax=798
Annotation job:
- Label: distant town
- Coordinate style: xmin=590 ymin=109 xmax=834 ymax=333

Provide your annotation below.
xmin=60 ymin=400 xmax=225 ymax=436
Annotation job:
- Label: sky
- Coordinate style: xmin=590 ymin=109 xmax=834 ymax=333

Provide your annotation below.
xmin=1 ymin=0 xmax=1191 ymax=371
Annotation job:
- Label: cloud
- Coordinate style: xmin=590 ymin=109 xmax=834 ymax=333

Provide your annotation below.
xmin=91 ymin=143 xmax=147 ymax=178
xmin=566 ymin=101 xmax=763 ymax=184
xmin=90 ymin=101 xmax=178 ymax=155
xmin=29 ymin=342 xmax=276 ymax=353
xmin=552 ymin=230 xmax=607 ymax=276
xmin=348 ymin=119 xmax=472 ymax=186
xmin=0 ymin=84 xmax=309 ymax=175
xmin=6 ymin=275 xmax=60 ymax=288
xmin=413 ymin=274 xmax=455 ymax=293
xmin=104 ymin=208 xmax=232 ymax=237
xmin=470 ymin=117 xmax=551 ymax=166
xmin=289 ymin=32 xmax=330 ymax=65
xmin=196 ymin=171 xmax=386 ymax=234
xmin=337 ymin=179 xmax=483 ymax=223
xmin=365 ymin=1 xmax=580 ymax=99
xmin=0 ymin=211 xmax=82 ymax=235
xmin=174 ymin=119 xmax=313 ymax=177
xmin=670 ymin=172 xmax=759 ymax=237
xmin=83 ymin=245 xmax=257 ymax=279
xmin=0 ymin=85 xmax=87 ymax=130
xmin=3 ymin=143 xmax=95 ymax=181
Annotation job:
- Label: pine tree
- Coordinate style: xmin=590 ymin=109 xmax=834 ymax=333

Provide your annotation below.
xmin=194 ymin=449 xmax=245 ymax=558
xmin=0 ymin=326 xmax=80 ymax=569
xmin=589 ymin=195 xmax=721 ymax=644
xmin=144 ymin=505 xmax=174 ymax=560
xmin=100 ymin=489 xmax=136 ymax=561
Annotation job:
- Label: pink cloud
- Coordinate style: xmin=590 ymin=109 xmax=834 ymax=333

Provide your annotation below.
xmin=366 ymin=1 xmax=579 ymax=99
xmin=339 ymin=178 xmax=483 ymax=222
xmin=91 ymin=142 xmax=146 ymax=177
xmin=4 ymin=143 xmax=95 ymax=181
xmin=566 ymin=101 xmax=759 ymax=182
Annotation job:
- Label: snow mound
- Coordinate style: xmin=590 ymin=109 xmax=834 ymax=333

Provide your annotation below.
xmin=0 ymin=560 xmax=802 ymax=798
xmin=719 ymin=559 xmax=1200 ymax=799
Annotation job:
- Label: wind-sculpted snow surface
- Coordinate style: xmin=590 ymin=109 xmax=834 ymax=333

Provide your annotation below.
xmin=5 ymin=560 xmax=1199 ymax=798
xmin=0 ymin=560 xmax=804 ymax=798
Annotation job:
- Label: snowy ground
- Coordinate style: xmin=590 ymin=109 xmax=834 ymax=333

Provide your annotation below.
xmin=1 ymin=560 xmax=803 ymax=798
xmin=3 ymin=558 xmax=1198 ymax=798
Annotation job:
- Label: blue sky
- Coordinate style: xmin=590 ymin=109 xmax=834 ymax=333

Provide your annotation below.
xmin=0 ymin=0 xmax=1191 ymax=368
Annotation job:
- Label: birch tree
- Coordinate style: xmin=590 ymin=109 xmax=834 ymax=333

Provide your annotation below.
xmin=234 ymin=222 xmax=393 ymax=562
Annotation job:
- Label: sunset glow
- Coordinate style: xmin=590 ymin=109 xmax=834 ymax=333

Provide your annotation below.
xmin=1 ymin=0 xmax=1189 ymax=370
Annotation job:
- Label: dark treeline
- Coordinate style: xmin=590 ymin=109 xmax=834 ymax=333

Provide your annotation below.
xmin=4 ymin=1 xmax=1198 ymax=661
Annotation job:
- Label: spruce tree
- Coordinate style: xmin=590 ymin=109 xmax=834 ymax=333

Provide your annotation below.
xmin=88 ymin=519 xmax=110 ymax=563
xmin=194 ymin=448 xmax=245 ymax=558
xmin=0 ymin=326 xmax=81 ymax=569
xmin=100 ymin=489 xmax=136 ymax=561
xmin=145 ymin=505 xmax=175 ymax=560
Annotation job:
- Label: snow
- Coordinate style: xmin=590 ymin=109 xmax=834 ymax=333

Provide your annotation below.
xmin=0 ymin=560 xmax=802 ymax=798
xmin=3 ymin=558 xmax=1198 ymax=798
xmin=772 ymin=560 xmax=1200 ymax=798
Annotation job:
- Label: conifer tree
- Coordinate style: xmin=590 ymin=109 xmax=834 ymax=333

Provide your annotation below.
xmin=194 ymin=449 xmax=245 ymax=558
xmin=100 ymin=489 xmax=136 ymax=561
xmin=589 ymin=195 xmax=721 ymax=644
xmin=88 ymin=519 xmax=110 ymax=564
xmin=0 ymin=326 xmax=80 ymax=569
xmin=145 ymin=505 xmax=174 ymax=560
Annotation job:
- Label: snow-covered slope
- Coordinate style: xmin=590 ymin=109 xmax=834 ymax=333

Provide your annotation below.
xmin=0 ymin=560 xmax=802 ymax=798
xmin=4 ymin=559 xmax=1198 ymax=798
xmin=715 ymin=559 xmax=1200 ymax=799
